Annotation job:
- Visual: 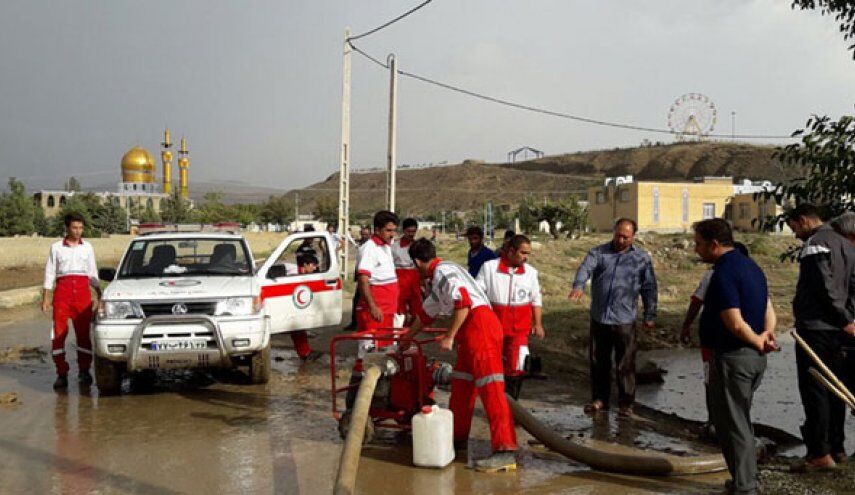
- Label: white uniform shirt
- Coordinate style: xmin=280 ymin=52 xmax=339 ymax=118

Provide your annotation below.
xmin=356 ymin=237 xmax=397 ymax=287
xmin=44 ymin=238 xmax=99 ymax=290
xmin=390 ymin=238 xmax=416 ymax=270
xmin=475 ymin=258 xmax=542 ymax=309
xmin=692 ymin=269 xmax=714 ymax=302
xmin=422 ymin=261 xmax=491 ymax=321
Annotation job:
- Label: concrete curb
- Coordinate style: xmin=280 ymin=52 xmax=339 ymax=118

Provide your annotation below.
xmin=0 ymin=286 xmax=41 ymax=309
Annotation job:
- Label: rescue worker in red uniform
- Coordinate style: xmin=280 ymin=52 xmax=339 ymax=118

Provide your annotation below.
xmin=405 ymin=238 xmax=518 ymax=472
xmin=345 ymin=212 xmax=400 ymax=410
xmin=41 ymin=213 xmax=101 ymax=389
xmin=355 ymin=210 xmax=400 ymax=347
xmin=391 ymin=218 xmax=422 ymax=326
xmin=476 ymin=234 xmax=544 ymax=399
xmin=290 ymin=253 xmax=322 ymax=361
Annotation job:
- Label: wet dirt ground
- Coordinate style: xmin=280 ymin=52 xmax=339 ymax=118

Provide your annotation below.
xmin=0 ymin=307 xmax=796 ymax=494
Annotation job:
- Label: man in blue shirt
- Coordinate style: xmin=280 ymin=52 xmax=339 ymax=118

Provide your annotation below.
xmin=570 ymin=218 xmax=657 ymax=416
xmin=467 ymin=226 xmax=497 ymax=278
xmin=695 ymin=218 xmax=777 ymax=495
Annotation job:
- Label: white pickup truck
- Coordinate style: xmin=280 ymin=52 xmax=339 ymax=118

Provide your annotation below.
xmin=94 ymin=231 xmax=342 ymax=395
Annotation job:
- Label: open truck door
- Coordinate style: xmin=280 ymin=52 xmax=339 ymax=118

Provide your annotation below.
xmin=257 ymin=232 xmax=343 ymax=334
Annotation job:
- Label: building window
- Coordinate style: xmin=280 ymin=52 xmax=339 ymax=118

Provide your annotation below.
xmin=619 ymin=189 xmax=630 ymax=202
xmin=652 ymin=187 xmax=660 ymax=223
xmin=596 ymin=191 xmax=606 ymax=204
xmin=681 ymin=189 xmax=689 ymax=222
xmin=702 ymin=203 xmax=715 ymax=219
xmin=133 ymin=184 xmax=137 ymax=191
xmin=59 ymin=196 xmax=67 ymax=206
xmin=47 ymin=195 xmax=55 ymax=207
xmin=739 ymin=203 xmax=750 ymax=220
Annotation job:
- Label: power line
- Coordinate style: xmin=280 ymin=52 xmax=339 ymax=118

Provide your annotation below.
xmin=346 ymin=0 xmax=434 ymax=42
xmin=348 ymin=41 xmax=796 ymax=140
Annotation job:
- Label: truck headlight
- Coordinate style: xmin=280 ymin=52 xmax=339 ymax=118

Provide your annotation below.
xmin=98 ymin=301 xmax=143 ymax=320
xmin=215 ymin=296 xmax=261 ymax=316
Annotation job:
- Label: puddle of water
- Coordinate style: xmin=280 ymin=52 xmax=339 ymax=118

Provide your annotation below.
xmin=637 ymin=340 xmax=855 ymax=457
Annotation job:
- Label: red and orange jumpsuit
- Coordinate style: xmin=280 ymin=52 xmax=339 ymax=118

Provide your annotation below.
xmin=390 ymin=237 xmax=422 ymax=323
xmin=476 ymin=257 xmax=542 ymax=377
xmin=417 ymin=259 xmax=517 ymax=453
xmin=354 ymin=235 xmax=399 ymax=356
xmin=44 ymin=237 xmax=99 ymax=376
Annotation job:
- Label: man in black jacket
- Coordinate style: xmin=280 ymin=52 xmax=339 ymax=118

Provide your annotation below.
xmin=787 ymin=204 xmax=855 ymax=471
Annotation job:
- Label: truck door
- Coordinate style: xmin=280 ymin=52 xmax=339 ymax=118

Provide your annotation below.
xmin=257 ymin=232 xmax=343 ymax=333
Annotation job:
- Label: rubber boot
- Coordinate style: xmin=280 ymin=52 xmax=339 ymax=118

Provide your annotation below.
xmin=474 ymin=451 xmax=517 ymax=473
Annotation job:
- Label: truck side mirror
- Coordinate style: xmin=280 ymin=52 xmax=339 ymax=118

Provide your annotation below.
xmin=267 ymin=264 xmax=288 ymax=280
xmin=99 ymin=268 xmax=116 ymax=282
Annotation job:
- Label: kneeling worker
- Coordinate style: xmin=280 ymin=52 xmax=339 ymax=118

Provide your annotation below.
xmin=405 ymin=238 xmax=518 ymax=472
xmin=476 ymin=234 xmax=544 ymax=399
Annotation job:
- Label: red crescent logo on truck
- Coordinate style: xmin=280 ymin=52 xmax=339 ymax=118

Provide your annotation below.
xmin=292 ymin=285 xmax=313 ymax=309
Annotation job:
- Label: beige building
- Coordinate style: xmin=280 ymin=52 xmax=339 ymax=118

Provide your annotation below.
xmin=729 ymin=192 xmax=788 ymax=233
xmin=588 ymin=176 xmax=736 ymax=232
xmin=587 ymin=176 xmax=783 ymax=233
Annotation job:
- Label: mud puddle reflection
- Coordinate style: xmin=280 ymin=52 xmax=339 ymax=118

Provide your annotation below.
xmin=636 ymin=339 xmax=855 ymax=457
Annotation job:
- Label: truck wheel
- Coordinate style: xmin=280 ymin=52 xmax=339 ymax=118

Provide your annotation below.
xmin=95 ymin=355 xmax=123 ymax=396
xmin=337 ymin=410 xmax=375 ymax=444
xmin=249 ymin=345 xmax=270 ymax=384
xmin=131 ymin=370 xmax=156 ymax=393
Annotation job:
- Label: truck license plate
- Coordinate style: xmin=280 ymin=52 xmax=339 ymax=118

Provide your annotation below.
xmin=151 ymin=340 xmax=208 ymax=351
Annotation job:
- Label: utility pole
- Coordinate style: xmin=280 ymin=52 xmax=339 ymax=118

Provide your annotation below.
xmin=294 ymin=192 xmax=300 ymax=229
xmin=731 ymin=111 xmax=736 ymax=141
xmin=338 ymin=29 xmax=352 ymax=278
xmin=386 ymin=54 xmax=398 ymax=212
xmin=441 ymin=211 xmax=445 ymax=235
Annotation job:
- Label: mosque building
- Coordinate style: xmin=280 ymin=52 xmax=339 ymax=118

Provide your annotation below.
xmin=35 ymin=128 xmax=191 ymax=218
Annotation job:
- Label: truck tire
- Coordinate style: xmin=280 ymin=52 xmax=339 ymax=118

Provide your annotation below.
xmin=131 ymin=370 xmax=156 ymax=393
xmin=249 ymin=344 xmax=270 ymax=384
xmin=95 ymin=355 xmax=122 ymax=396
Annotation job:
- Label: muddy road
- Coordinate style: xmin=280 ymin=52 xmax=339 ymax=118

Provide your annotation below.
xmin=0 ymin=307 xmax=777 ymax=494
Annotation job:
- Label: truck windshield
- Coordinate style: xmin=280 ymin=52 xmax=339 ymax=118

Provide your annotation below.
xmin=117 ymin=238 xmax=252 ymax=278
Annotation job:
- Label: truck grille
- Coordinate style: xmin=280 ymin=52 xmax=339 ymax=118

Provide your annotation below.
xmin=140 ymin=302 xmax=218 ymax=317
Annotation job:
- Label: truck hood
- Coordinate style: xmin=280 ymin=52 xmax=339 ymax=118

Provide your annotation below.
xmin=103 ymin=276 xmax=257 ymax=301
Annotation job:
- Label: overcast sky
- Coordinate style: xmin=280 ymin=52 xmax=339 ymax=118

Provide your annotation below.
xmin=1 ymin=0 xmax=853 ymax=191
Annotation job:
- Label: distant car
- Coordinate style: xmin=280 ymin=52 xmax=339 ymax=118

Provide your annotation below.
xmin=93 ymin=231 xmax=342 ymax=395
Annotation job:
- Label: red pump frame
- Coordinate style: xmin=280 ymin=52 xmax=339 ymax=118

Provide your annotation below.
xmin=329 ymin=328 xmax=445 ymax=429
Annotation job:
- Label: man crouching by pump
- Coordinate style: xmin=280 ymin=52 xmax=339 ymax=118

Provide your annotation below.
xmin=404 ymin=238 xmax=518 ymax=472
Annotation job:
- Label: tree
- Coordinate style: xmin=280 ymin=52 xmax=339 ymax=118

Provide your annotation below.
xmin=791 ymin=1 xmax=855 ymax=58
xmin=313 ymin=195 xmax=338 ymax=225
xmin=762 ymin=115 xmax=855 ymax=224
xmin=65 ymin=177 xmax=81 ymax=192
xmin=231 ymin=203 xmax=261 ymax=226
xmin=259 ymin=194 xmax=295 ymax=225
xmin=92 ymin=200 xmax=128 ymax=234
xmin=195 ymin=192 xmax=230 ymax=223
xmin=0 ymin=178 xmax=36 ymax=236
xmin=139 ymin=205 xmax=161 ymax=223
xmin=516 ymin=196 xmax=588 ymax=239
xmin=161 ymin=190 xmax=194 ymax=223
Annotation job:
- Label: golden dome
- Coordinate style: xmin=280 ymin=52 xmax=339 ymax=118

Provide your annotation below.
xmin=121 ymin=146 xmax=156 ymax=183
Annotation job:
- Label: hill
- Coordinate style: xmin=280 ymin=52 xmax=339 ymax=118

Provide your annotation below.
xmin=290 ymin=142 xmax=788 ymax=216
xmin=500 ymin=141 xmax=785 ymax=181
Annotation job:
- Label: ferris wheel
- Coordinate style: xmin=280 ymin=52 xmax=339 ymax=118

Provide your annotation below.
xmin=667 ymin=93 xmax=717 ymax=140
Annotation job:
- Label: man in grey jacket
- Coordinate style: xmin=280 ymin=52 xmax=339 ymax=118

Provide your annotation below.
xmin=570 ymin=218 xmax=658 ymax=416
xmin=787 ymin=204 xmax=855 ymax=471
